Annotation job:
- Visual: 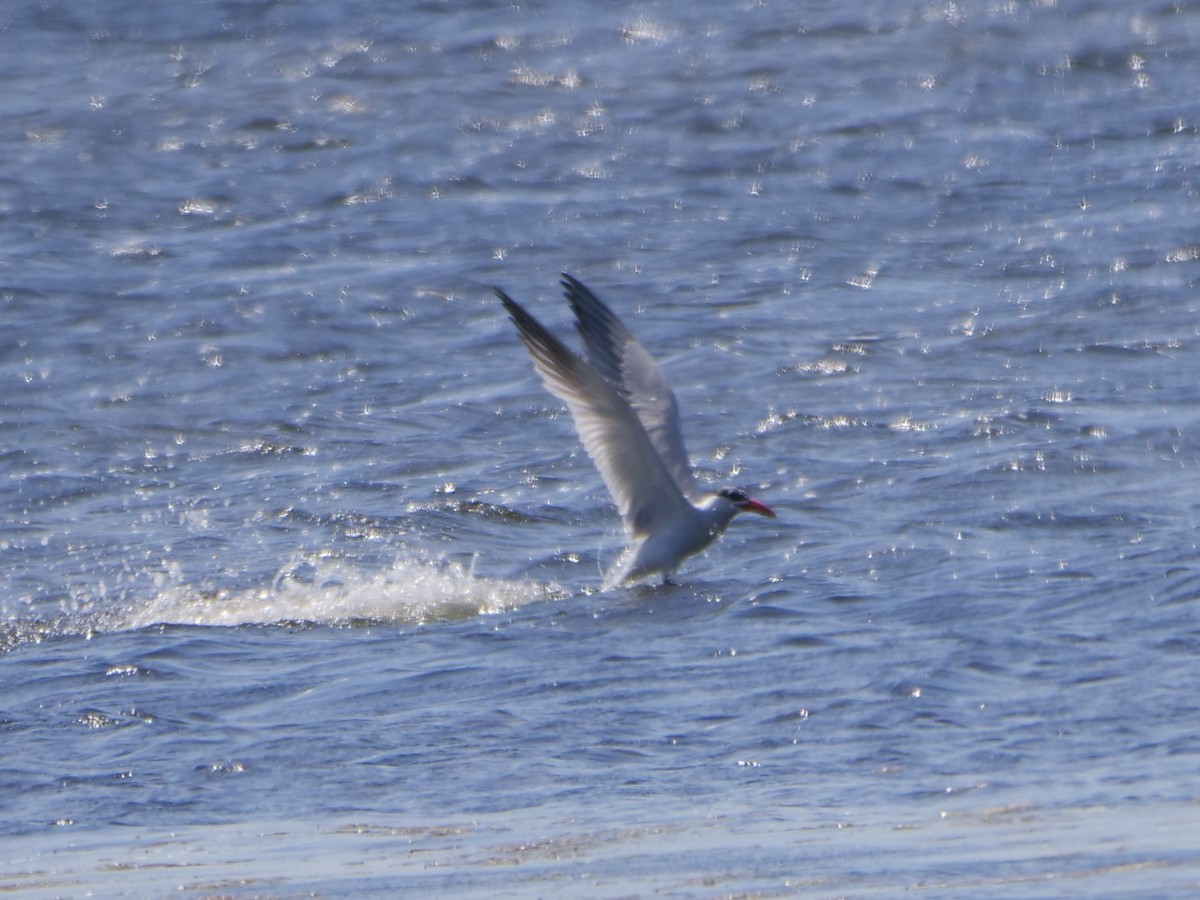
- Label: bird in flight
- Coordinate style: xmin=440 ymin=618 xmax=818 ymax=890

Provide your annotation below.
xmin=496 ymin=274 xmax=776 ymax=589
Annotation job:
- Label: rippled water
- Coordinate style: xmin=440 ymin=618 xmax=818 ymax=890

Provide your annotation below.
xmin=4 ymin=0 xmax=1200 ymax=895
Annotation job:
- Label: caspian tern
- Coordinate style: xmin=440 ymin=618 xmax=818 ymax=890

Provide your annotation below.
xmin=496 ymin=274 xmax=776 ymax=589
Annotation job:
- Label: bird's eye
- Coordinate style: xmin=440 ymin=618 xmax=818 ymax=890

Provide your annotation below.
xmin=719 ymin=488 xmax=749 ymax=504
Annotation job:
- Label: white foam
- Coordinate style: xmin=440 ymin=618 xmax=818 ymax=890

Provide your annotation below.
xmin=108 ymin=554 xmax=562 ymax=631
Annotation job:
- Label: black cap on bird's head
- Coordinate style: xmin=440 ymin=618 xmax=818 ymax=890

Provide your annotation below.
xmin=717 ymin=487 xmax=776 ymax=518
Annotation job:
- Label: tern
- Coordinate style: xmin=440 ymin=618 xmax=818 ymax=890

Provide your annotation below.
xmin=496 ymin=274 xmax=776 ymax=589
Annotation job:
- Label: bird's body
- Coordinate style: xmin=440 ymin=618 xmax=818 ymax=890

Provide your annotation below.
xmin=607 ymin=492 xmax=751 ymax=589
xmin=497 ymin=274 xmax=775 ymax=589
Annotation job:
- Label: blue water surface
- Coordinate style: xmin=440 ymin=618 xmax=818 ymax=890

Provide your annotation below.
xmin=3 ymin=0 xmax=1200 ymax=895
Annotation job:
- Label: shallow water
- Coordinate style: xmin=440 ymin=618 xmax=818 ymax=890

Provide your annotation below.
xmin=3 ymin=0 xmax=1200 ymax=895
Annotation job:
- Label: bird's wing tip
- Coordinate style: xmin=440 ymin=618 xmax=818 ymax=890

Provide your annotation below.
xmin=495 ymin=288 xmax=523 ymax=317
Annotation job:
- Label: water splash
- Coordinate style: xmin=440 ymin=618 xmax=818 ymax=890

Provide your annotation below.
xmin=123 ymin=554 xmax=558 ymax=630
xmin=2 ymin=553 xmax=562 ymax=651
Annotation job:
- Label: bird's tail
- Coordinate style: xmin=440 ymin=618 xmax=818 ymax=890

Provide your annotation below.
xmin=601 ymin=546 xmax=637 ymax=592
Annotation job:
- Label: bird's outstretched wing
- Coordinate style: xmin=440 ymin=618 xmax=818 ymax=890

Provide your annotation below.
xmin=560 ymin=274 xmax=700 ymax=501
xmin=497 ymin=289 xmax=692 ymax=539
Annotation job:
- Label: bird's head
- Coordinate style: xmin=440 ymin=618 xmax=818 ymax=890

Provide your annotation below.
xmin=716 ymin=487 xmax=776 ymax=519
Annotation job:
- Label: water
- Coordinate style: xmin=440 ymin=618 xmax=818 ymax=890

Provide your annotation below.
xmin=3 ymin=0 xmax=1200 ymax=894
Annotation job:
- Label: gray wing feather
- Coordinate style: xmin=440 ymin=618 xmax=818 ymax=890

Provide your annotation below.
xmin=560 ymin=274 xmax=700 ymax=501
xmin=497 ymin=289 xmax=691 ymax=539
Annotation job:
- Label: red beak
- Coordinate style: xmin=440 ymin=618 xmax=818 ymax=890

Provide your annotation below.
xmin=740 ymin=498 xmax=776 ymax=518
